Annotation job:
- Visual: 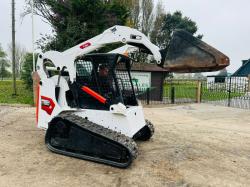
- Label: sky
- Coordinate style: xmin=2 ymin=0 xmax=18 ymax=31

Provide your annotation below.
xmin=0 ymin=0 xmax=250 ymax=73
xmin=0 ymin=1 xmax=52 ymax=55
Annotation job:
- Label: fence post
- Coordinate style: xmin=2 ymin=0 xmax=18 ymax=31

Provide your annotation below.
xmin=228 ymin=76 xmax=232 ymax=107
xmin=196 ymin=80 xmax=202 ymax=103
xmin=146 ymin=88 xmax=150 ymax=105
xmin=32 ymin=71 xmax=40 ymax=106
xmin=171 ymin=87 xmax=175 ymax=104
xmin=248 ymin=75 xmax=250 ymax=92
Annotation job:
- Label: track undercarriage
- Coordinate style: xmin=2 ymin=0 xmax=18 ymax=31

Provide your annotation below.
xmin=45 ymin=112 xmax=154 ymax=168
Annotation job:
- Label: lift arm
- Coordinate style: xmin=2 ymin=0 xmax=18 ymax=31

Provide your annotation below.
xmin=62 ymin=25 xmax=162 ymax=64
xmin=37 ymin=26 xmax=229 ymax=82
xmin=37 ymin=25 xmax=162 ymax=81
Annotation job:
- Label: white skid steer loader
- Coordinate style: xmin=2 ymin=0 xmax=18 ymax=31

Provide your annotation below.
xmin=35 ymin=26 xmax=229 ymax=168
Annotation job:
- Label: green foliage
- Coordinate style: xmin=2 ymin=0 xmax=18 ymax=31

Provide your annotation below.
xmin=0 ymin=46 xmax=5 ymax=58
xmin=0 ymin=80 xmax=33 ymax=105
xmin=21 ymin=53 xmax=37 ymax=89
xmin=0 ymin=44 xmax=11 ymax=80
xmin=151 ymin=11 xmax=203 ymax=48
xmin=29 ymin=1 xmax=202 ymax=55
xmin=31 ymin=0 xmax=129 ymax=51
xmin=164 ymin=11 xmax=198 ymax=35
xmin=0 ymin=59 xmax=11 ymax=80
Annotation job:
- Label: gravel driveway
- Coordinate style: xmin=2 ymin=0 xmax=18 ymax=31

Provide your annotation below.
xmin=0 ymin=104 xmax=249 ymax=187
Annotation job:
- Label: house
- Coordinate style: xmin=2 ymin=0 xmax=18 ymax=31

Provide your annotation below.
xmin=206 ymin=67 xmax=248 ymax=92
xmin=207 ymin=69 xmax=230 ymax=84
xmin=233 ymin=59 xmax=250 ymax=77
xmin=130 ymin=63 xmax=169 ymax=101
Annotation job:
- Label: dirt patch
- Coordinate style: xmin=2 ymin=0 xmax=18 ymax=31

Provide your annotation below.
xmin=0 ymin=104 xmax=249 ymax=187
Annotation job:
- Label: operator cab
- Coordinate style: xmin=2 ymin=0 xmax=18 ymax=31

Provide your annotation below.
xmin=67 ymin=53 xmax=138 ymax=110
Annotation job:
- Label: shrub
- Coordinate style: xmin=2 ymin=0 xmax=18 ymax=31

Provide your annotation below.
xmin=21 ymin=53 xmax=37 ymax=89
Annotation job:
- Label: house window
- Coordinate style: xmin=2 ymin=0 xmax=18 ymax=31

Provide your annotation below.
xmin=215 ymin=77 xmax=226 ymax=83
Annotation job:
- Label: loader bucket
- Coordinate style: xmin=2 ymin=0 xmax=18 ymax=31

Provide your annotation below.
xmin=159 ymin=30 xmax=230 ymax=73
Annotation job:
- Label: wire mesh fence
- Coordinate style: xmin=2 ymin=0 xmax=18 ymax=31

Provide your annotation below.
xmin=201 ymin=76 xmax=250 ymax=109
xmin=1 ymin=76 xmax=250 ymax=110
xmin=138 ymin=76 xmax=250 ymax=110
xmin=137 ymin=79 xmax=200 ymax=105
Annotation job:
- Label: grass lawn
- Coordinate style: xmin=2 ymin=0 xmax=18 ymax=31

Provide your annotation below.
xmin=163 ymin=81 xmax=244 ymax=101
xmin=201 ymin=89 xmax=244 ymax=101
xmin=0 ymin=80 xmax=34 ymax=105
xmin=163 ymin=83 xmax=197 ymax=100
xmin=0 ymin=80 xmax=245 ymax=105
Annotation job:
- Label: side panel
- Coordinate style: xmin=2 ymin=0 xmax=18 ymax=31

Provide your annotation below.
xmin=75 ymin=106 xmax=146 ymax=138
xmin=37 ymin=77 xmax=72 ymax=129
xmin=37 ymin=78 xmax=59 ymax=129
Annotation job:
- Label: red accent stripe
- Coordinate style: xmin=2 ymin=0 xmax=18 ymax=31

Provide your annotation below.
xmin=79 ymin=42 xmax=91 ymax=49
xmin=41 ymin=96 xmax=55 ymax=115
xmin=36 ymin=85 xmax=40 ymax=125
xmin=81 ymin=86 xmax=107 ymax=104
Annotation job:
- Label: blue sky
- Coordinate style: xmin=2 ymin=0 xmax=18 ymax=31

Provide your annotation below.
xmin=1 ymin=0 xmax=250 ymax=73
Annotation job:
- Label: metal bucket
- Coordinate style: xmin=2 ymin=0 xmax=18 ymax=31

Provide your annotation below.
xmin=159 ymin=30 xmax=230 ymax=73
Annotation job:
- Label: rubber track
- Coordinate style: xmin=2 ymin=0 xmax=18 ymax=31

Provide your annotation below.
xmin=46 ymin=111 xmax=138 ymax=168
xmin=145 ymin=119 xmax=155 ymax=137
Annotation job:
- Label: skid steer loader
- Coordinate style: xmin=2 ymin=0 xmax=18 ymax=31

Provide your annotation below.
xmin=36 ymin=26 xmax=229 ymax=168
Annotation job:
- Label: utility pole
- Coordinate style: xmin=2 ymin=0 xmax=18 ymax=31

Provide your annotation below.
xmin=31 ymin=0 xmax=40 ymax=106
xmin=32 ymin=0 xmax=35 ymax=72
xmin=12 ymin=0 xmax=17 ymax=95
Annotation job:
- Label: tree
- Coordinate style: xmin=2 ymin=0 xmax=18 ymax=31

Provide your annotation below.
xmin=8 ymin=43 xmax=26 ymax=78
xmin=24 ymin=0 xmax=202 ymax=64
xmin=117 ymin=0 xmax=155 ymax=63
xmin=141 ymin=0 xmax=154 ymax=36
xmin=0 ymin=45 xmax=5 ymax=58
xmin=151 ymin=10 xmax=203 ymax=49
xmin=97 ymin=0 xmax=155 ymax=36
xmin=21 ymin=53 xmax=37 ymax=89
xmin=150 ymin=1 xmax=166 ymax=48
xmin=118 ymin=1 xmax=202 ymax=64
xmin=0 ymin=45 xmax=11 ymax=80
xmin=0 ymin=59 xmax=11 ymax=80
xmin=25 ymin=0 xmax=129 ymax=51
xmin=117 ymin=0 xmax=140 ymax=28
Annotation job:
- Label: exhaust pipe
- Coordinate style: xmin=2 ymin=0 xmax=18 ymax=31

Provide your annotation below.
xmin=159 ymin=30 xmax=230 ymax=73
